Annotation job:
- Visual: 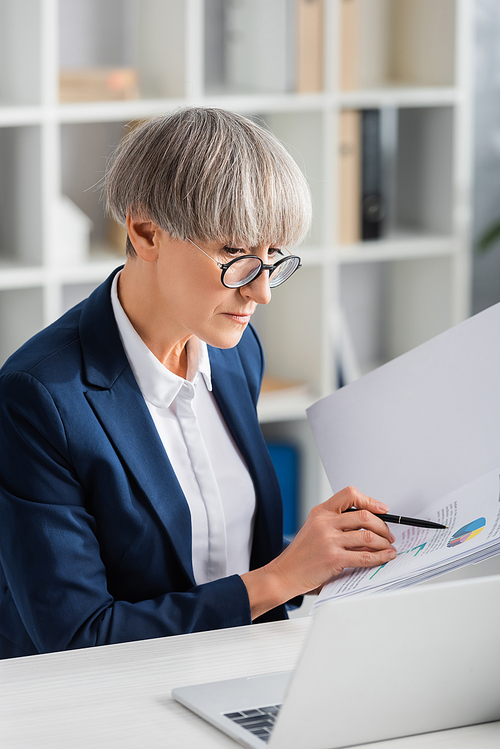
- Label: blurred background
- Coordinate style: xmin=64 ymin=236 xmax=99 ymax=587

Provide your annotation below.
xmin=0 ymin=0 xmax=499 ymax=529
xmin=473 ymin=0 xmax=500 ymax=313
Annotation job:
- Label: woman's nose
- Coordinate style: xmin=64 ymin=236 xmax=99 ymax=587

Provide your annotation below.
xmin=242 ymin=269 xmax=272 ymax=305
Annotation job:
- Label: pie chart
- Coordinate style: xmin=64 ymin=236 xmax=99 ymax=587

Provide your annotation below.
xmin=447 ymin=517 xmax=486 ymax=547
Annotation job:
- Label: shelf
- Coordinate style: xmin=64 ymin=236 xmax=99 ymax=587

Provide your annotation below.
xmin=0 ymin=0 xmax=472 ymax=521
xmin=0 ymin=264 xmax=46 ymax=290
xmin=335 ymin=234 xmax=455 ymax=264
xmin=293 ymin=235 xmax=456 ymax=267
xmin=257 ymin=392 xmax=316 ymax=424
xmin=0 ymin=90 xmax=463 ymax=130
xmin=2 ymin=87 xmax=461 ymax=127
xmin=0 ymin=106 xmax=45 ymax=128
xmin=0 ymin=259 xmax=123 ymax=292
xmin=58 ymin=92 xmax=333 ymax=121
xmin=53 ymin=256 xmax=123 ymax=284
xmin=338 ymin=86 xmax=460 ymax=109
xmin=56 ymin=99 xmax=187 ymax=123
xmin=295 ymin=246 xmax=330 ymax=267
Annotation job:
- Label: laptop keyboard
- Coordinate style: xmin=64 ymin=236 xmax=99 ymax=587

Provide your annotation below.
xmin=224 ymin=704 xmax=282 ymax=743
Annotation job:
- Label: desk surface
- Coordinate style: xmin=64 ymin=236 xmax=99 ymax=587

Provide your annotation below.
xmin=1 ymin=617 xmax=499 ymax=749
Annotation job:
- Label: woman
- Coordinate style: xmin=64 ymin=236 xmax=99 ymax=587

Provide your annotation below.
xmin=0 ymin=108 xmax=396 ymax=658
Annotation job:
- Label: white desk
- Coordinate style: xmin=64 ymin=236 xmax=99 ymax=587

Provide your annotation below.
xmin=1 ymin=617 xmax=499 ymax=749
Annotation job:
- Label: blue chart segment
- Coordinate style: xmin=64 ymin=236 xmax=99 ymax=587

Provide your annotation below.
xmin=447 ymin=517 xmax=486 ymax=548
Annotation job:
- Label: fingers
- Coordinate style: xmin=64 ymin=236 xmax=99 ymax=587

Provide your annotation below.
xmin=323 ymin=486 xmax=395 ymax=543
xmin=342 ymin=528 xmax=396 ymax=554
xmin=346 ymin=547 xmax=397 ymax=569
xmin=329 ymin=525 xmax=397 ymax=574
xmin=321 ymin=487 xmax=399 ymax=573
xmin=324 ymin=485 xmax=388 ymax=516
xmin=339 ymin=508 xmax=396 ymax=544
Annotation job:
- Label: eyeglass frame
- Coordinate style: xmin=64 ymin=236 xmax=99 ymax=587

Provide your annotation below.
xmin=186 ymin=237 xmax=302 ymax=289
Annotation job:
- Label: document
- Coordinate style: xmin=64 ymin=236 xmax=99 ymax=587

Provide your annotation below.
xmin=306 ymin=302 xmax=500 ymax=609
xmin=315 ymin=468 xmax=500 ymax=606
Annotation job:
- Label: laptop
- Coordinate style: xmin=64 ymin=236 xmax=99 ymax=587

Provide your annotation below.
xmin=172 ymin=575 xmax=500 ymax=749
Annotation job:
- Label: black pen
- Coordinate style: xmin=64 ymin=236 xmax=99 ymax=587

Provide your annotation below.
xmin=344 ymin=508 xmax=447 ymax=530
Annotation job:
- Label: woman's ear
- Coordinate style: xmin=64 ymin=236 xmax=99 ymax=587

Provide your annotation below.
xmin=126 ymin=213 xmax=161 ymax=261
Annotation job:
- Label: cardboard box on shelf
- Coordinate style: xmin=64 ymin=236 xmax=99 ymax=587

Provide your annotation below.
xmin=59 ymin=68 xmax=139 ymax=103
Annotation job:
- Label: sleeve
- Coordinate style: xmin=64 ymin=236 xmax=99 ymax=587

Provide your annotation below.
xmin=0 ymin=370 xmax=252 ymax=657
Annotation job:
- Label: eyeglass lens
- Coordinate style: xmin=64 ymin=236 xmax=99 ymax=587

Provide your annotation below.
xmin=222 ymin=256 xmax=300 ymax=289
xmin=268 ymin=256 xmax=300 ymax=287
xmin=223 ymin=257 xmax=262 ymax=288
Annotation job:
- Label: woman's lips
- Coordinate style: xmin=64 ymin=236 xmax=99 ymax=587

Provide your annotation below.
xmin=223 ymin=311 xmax=253 ymax=324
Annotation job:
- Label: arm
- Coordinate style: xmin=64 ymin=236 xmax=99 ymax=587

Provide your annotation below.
xmin=0 ymin=370 xmax=252 ymax=657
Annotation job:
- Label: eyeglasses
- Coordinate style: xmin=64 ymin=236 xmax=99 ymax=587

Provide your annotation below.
xmin=186 ymin=238 xmax=302 ymax=289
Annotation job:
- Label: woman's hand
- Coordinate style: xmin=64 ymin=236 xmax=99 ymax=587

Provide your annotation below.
xmin=241 ymin=486 xmax=397 ymax=620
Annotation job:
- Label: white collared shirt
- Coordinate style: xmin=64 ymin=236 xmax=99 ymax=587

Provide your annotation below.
xmin=110 ymin=272 xmax=256 ymax=585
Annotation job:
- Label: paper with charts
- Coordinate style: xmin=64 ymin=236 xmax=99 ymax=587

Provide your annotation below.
xmin=306 ymin=302 xmax=500 ymax=609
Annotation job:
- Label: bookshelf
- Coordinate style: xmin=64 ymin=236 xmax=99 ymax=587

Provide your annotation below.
xmin=0 ymin=0 xmax=472 ymax=524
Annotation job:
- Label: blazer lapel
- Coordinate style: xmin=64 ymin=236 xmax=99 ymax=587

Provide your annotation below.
xmin=79 ymin=270 xmax=195 ymax=585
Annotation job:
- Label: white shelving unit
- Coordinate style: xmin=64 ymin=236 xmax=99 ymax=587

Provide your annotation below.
xmin=0 ymin=0 xmax=472 ymax=522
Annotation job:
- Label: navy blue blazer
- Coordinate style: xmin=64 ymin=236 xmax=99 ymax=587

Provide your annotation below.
xmin=0 ymin=268 xmax=286 ymax=659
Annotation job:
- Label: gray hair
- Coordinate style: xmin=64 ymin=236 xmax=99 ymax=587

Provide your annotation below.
xmin=104 ymin=107 xmax=312 ymax=257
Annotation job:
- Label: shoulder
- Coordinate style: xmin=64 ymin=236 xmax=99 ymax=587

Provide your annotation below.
xmin=0 ymin=303 xmax=84 ymax=383
xmin=0 ymin=267 xmax=122 ymax=388
xmin=0 ymin=306 xmax=86 ymax=448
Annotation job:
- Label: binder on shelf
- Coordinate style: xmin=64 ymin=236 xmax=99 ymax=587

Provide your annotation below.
xmin=224 ymin=0 xmax=294 ymax=94
xmin=361 ymin=109 xmax=385 ymax=240
xmin=338 ymin=108 xmax=397 ymax=244
xmin=222 ymin=0 xmax=326 ymax=95
xmin=338 ymin=109 xmax=361 ymax=244
xmin=379 ymin=106 xmax=399 ymax=239
xmin=339 ymin=0 xmax=455 ymax=91
xmin=339 ymin=0 xmax=359 ymax=90
xmin=390 ymin=0 xmax=455 ymax=87
xmin=266 ymin=441 xmax=299 ymax=538
xmin=295 ymin=0 xmax=324 ymax=93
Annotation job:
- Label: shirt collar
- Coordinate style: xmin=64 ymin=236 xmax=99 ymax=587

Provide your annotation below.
xmin=110 ymin=270 xmax=212 ymax=409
